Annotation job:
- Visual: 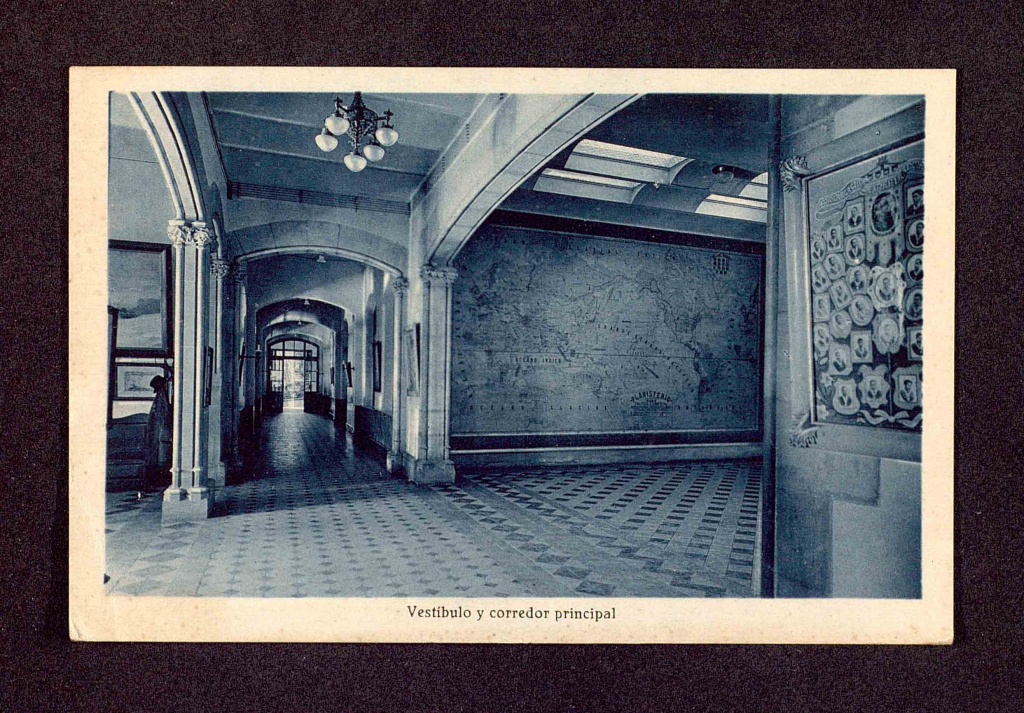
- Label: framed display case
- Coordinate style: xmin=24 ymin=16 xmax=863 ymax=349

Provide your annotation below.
xmin=204 ymin=346 xmax=214 ymax=406
xmin=107 ymin=306 xmax=119 ymax=427
xmin=108 ymin=240 xmax=173 ymax=356
xmin=115 ymin=363 xmax=167 ymax=400
xmin=782 ymin=104 xmax=924 ymax=461
xmin=372 ymin=341 xmax=382 ymax=393
xmin=405 ymin=326 xmax=420 ymax=395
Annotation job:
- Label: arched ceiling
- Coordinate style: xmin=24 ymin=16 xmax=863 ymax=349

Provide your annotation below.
xmin=256 ymin=297 xmax=347 ymax=334
xmin=246 ymin=253 xmax=368 ymax=316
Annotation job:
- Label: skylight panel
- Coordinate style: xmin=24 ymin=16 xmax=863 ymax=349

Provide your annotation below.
xmin=739 ymin=182 xmax=768 ymax=201
xmin=704 ymin=193 xmax=767 ymax=209
xmin=696 ymin=198 xmax=767 ymax=223
xmin=574 ymin=139 xmax=688 ymax=168
xmin=540 ymin=168 xmax=642 ymax=189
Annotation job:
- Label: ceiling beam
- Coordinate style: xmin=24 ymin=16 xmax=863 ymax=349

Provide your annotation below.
xmin=214 ymin=107 xmax=322 ymax=130
xmin=211 ymin=107 xmax=443 ymax=153
xmin=360 ymin=92 xmax=480 ymax=117
xmin=219 ymin=142 xmax=428 ymax=178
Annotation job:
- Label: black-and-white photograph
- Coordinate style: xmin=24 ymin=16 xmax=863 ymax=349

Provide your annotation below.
xmin=70 ymin=68 xmax=955 ymax=643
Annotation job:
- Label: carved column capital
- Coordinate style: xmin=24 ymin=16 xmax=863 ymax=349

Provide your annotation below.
xmin=420 ymin=265 xmax=459 ymax=286
xmin=231 ymin=263 xmax=248 ymax=282
xmin=392 ymin=277 xmax=410 ymax=295
xmin=167 ymin=220 xmax=193 ymax=246
xmin=192 ymin=222 xmax=215 ymax=250
xmin=210 ymin=257 xmax=231 ymax=279
xmin=167 ymin=220 xmax=217 ymax=250
xmin=781 ymin=155 xmax=810 ymax=192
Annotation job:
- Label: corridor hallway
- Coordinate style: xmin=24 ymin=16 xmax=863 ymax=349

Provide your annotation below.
xmin=106 ymin=412 xmax=762 ymax=598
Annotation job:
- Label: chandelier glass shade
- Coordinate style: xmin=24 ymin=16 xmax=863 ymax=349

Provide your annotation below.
xmin=314 ymin=92 xmax=398 ymax=172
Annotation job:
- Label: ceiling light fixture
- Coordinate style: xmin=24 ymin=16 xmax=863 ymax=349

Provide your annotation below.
xmin=314 ymin=92 xmax=398 ymax=173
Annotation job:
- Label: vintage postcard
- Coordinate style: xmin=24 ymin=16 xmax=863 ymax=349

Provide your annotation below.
xmin=69 ymin=67 xmax=954 ymax=643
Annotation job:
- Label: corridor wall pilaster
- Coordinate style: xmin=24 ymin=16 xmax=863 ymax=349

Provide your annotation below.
xmin=387 ymin=277 xmax=409 ymax=473
xmin=410 ymin=265 xmax=458 ymax=484
xmin=163 ymin=219 xmax=214 ymax=523
xmin=232 ymin=264 xmax=249 ymax=465
xmin=333 ymin=314 xmax=348 ymax=431
xmin=242 ymin=265 xmax=259 ymax=425
xmin=230 ymin=262 xmax=248 ymax=467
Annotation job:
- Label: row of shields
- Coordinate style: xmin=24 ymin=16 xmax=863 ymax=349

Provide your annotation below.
xmin=824 ymin=363 xmax=922 ymax=416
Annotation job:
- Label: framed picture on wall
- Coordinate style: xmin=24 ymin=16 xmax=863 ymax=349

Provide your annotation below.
xmin=782 ymin=108 xmax=924 ymax=461
xmin=405 ymin=327 xmax=419 ymax=395
xmin=115 ymin=363 xmax=165 ymax=400
xmin=204 ymin=346 xmax=214 ymax=406
xmin=107 ymin=306 xmax=119 ymax=427
xmin=239 ymin=340 xmax=246 ymax=385
xmin=108 ymin=240 xmax=172 ymax=356
xmin=372 ymin=341 xmax=382 ymax=392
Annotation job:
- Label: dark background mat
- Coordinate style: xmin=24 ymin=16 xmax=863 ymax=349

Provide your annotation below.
xmin=2 ymin=1 xmax=1021 ymax=710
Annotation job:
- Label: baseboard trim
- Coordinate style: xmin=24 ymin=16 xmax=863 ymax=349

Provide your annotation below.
xmin=451 ymin=442 xmax=763 ymax=469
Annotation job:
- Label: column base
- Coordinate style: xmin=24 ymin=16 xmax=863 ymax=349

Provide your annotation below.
xmin=408 ymin=458 xmax=456 ymax=485
xmin=161 ymin=487 xmax=213 ymax=525
xmin=385 ymin=450 xmax=406 ymax=475
xmin=208 ymin=462 xmax=228 ymax=489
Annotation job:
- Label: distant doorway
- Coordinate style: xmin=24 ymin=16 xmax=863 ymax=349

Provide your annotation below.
xmin=282 ymin=358 xmax=305 ymax=410
xmin=267 ymin=339 xmax=319 ymax=414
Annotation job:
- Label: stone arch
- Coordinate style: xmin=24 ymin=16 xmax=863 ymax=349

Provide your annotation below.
xmin=256 ymin=298 xmax=351 ymax=331
xmin=265 ymin=330 xmax=330 ymax=352
xmin=416 ymin=94 xmax=641 ymax=267
xmin=228 ymin=222 xmax=406 ymax=277
xmin=128 ymin=92 xmax=207 ymax=223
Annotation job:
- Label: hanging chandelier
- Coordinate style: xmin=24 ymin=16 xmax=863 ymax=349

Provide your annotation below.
xmin=314 ymin=92 xmax=398 ymax=173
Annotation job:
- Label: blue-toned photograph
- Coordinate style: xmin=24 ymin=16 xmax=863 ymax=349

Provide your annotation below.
xmin=100 ymin=86 xmax=932 ymax=604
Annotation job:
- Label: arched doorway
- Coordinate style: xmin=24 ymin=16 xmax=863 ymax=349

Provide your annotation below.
xmin=266 ymin=338 xmax=320 ymax=414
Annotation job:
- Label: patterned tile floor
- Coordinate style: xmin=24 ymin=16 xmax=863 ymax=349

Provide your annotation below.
xmin=106 ymin=412 xmax=763 ymax=598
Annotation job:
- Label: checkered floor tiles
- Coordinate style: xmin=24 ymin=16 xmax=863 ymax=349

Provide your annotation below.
xmin=105 ymin=412 xmax=763 ymax=598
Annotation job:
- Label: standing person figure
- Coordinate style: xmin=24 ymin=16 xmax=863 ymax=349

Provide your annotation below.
xmin=143 ymin=375 xmax=172 ymax=492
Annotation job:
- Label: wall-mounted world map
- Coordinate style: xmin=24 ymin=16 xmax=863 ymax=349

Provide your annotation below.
xmin=450 ymin=222 xmax=764 ymax=443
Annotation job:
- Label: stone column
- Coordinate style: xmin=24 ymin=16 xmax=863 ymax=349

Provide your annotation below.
xmin=412 ymin=265 xmax=458 ymax=484
xmin=163 ymin=220 xmax=214 ymax=523
xmin=207 ymin=256 xmax=230 ymax=489
xmin=386 ymin=277 xmax=409 ymax=473
xmin=242 ymin=266 xmax=260 ymax=426
xmin=333 ymin=313 xmax=348 ymax=432
xmin=229 ymin=262 xmax=247 ymax=468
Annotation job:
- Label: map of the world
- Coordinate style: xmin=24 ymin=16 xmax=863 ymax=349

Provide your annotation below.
xmin=450 ymin=224 xmax=763 ymax=438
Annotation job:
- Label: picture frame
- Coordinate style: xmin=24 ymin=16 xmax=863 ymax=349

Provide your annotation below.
xmin=372 ymin=341 xmax=382 ymax=393
xmin=107 ymin=306 xmax=119 ymax=427
xmin=405 ymin=327 xmax=420 ymax=395
xmin=239 ymin=340 xmax=246 ymax=385
xmin=114 ymin=363 xmax=166 ymax=400
xmin=783 ymin=104 xmax=923 ymax=461
xmin=204 ymin=346 xmax=214 ymax=406
xmin=108 ymin=240 xmax=172 ymax=356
